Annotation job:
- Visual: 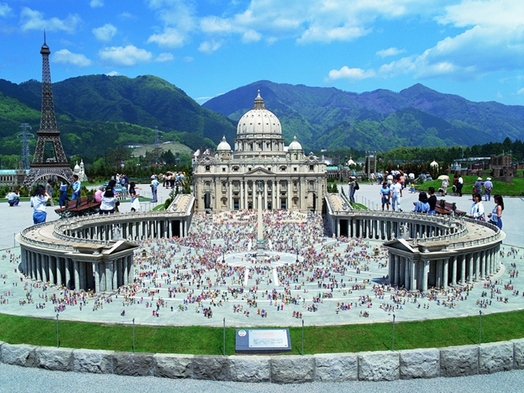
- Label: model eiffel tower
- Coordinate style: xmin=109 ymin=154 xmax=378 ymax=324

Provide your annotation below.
xmin=23 ymin=34 xmax=74 ymax=187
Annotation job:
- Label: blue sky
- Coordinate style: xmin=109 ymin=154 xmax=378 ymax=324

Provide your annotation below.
xmin=1 ymin=0 xmax=523 ymax=105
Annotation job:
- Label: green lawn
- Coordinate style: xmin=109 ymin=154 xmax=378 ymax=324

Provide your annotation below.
xmin=416 ymin=172 xmax=524 ymax=197
xmin=1 ymin=310 xmax=523 ymax=355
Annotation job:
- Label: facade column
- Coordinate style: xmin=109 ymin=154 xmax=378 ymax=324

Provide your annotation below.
xmin=94 ymin=263 xmax=100 ymax=293
xmin=475 ymin=252 xmax=480 ymax=281
xmin=451 ymin=256 xmax=457 ymax=286
xmin=112 ymin=259 xmax=118 ymax=289
xmin=65 ymin=259 xmax=71 ymax=289
xmin=49 ymin=255 xmax=55 ymax=285
xmin=408 ymin=259 xmax=415 ymax=291
xmin=467 ymin=254 xmax=473 ymax=283
xmin=461 ymin=255 xmax=466 ymax=284
xmin=443 ymin=258 xmax=449 ymax=289
xmin=74 ymin=260 xmax=80 ymax=290
xmin=394 ymin=255 xmax=400 ymax=286
xmin=436 ymin=260 xmax=442 ymax=288
xmin=422 ymin=260 xmax=429 ymax=292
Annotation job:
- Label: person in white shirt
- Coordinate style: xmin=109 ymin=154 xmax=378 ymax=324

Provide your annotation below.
xmin=30 ymin=185 xmax=50 ymax=224
xmin=390 ymin=176 xmax=403 ymax=212
xmin=7 ymin=190 xmax=20 ymax=206
xmin=457 ymin=175 xmax=464 ymax=197
xmin=99 ymin=188 xmax=118 ymax=214
xmin=468 ymin=193 xmax=485 ymax=221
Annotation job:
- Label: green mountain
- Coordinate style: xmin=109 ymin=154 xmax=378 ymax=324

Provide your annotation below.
xmin=0 ymin=75 xmax=236 ymax=158
xmin=1 ymin=76 xmax=523 ymax=160
xmin=203 ymin=81 xmax=524 ymax=152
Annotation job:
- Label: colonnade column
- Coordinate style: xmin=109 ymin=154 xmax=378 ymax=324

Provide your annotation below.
xmin=451 ymin=256 xmax=457 ymax=286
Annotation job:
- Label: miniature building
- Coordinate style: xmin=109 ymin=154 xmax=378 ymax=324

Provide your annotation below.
xmin=192 ymin=91 xmax=327 ymax=214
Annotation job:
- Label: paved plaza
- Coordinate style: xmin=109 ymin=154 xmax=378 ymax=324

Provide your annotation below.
xmin=1 ymin=182 xmax=523 ymax=329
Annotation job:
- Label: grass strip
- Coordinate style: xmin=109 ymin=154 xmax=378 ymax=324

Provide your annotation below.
xmin=1 ymin=310 xmax=523 ymax=355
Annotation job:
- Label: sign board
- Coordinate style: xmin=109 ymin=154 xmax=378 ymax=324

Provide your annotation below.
xmin=235 ymin=329 xmax=291 ymax=353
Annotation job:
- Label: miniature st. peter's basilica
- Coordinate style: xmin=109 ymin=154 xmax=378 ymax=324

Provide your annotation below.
xmin=192 ymin=91 xmax=327 ymax=214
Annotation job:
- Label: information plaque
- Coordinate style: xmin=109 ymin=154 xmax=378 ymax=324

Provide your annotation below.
xmin=235 ymin=329 xmax=291 ymax=353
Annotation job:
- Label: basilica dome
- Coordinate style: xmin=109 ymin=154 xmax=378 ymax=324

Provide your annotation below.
xmin=288 ymin=136 xmax=302 ymax=151
xmin=216 ymin=136 xmax=231 ymax=151
xmin=237 ymin=90 xmax=282 ymax=136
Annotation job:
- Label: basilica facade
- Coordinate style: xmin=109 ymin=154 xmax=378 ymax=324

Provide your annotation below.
xmin=192 ymin=91 xmax=327 ymax=214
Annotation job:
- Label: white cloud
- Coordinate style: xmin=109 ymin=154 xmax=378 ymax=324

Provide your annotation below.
xmin=156 ymin=52 xmax=174 ymax=62
xmin=98 ymin=45 xmax=153 ymax=66
xmin=517 ymin=88 xmax=524 ymax=96
xmin=376 ymin=47 xmax=406 ymax=58
xmin=148 ymin=27 xmax=187 ymax=48
xmin=53 ymin=49 xmax=91 ymax=67
xmin=325 ymin=0 xmax=524 ymax=83
xmin=242 ymin=29 xmax=261 ymax=43
xmin=106 ymin=71 xmax=119 ymax=76
xmin=92 ymin=23 xmax=117 ymax=42
xmin=146 ymin=0 xmax=195 ymax=48
xmin=90 ymin=0 xmax=104 ymax=8
xmin=0 ymin=2 xmax=12 ymax=17
xmin=192 ymin=0 xmax=432 ymax=46
xmin=198 ymin=40 xmax=223 ymax=54
xmin=19 ymin=7 xmax=81 ymax=33
xmin=327 ymin=66 xmax=376 ymax=81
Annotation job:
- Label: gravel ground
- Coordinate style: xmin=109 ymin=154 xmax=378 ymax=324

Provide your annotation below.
xmin=1 ymin=363 xmax=524 ymax=393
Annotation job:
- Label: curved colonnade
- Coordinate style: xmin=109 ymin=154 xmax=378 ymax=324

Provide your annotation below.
xmin=325 ymin=193 xmax=505 ymax=292
xmin=17 ymin=193 xmax=504 ymax=295
xmin=16 ymin=195 xmax=194 ymax=293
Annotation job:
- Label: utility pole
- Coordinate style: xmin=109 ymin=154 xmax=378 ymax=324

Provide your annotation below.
xmin=18 ymin=123 xmax=34 ymax=169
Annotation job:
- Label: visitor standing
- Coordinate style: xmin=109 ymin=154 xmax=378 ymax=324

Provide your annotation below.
xmin=380 ymin=182 xmax=391 ymax=211
xmin=427 ymin=187 xmax=437 ymax=215
xmin=130 ymin=191 xmax=140 ymax=212
xmin=348 ymin=176 xmax=357 ymax=203
xmin=45 ymin=179 xmax=54 ymax=206
xmin=151 ymin=175 xmax=159 ymax=203
xmin=99 ymin=188 xmax=118 ymax=214
xmin=391 ymin=176 xmax=402 ymax=211
xmin=72 ymin=174 xmax=81 ymax=200
xmin=440 ymin=177 xmax=449 ymax=196
xmin=129 ymin=182 xmax=141 ymax=196
xmin=473 ymin=177 xmax=483 ymax=200
xmin=483 ymin=177 xmax=493 ymax=201
xmin=487 ymin=194 xmax=504 ymax=229
xmin=30 ymin=185 xmax=50 ymax=224
xmin=468 ymin=193 xmax=485 ymax=221
xmin=58 ymin=181 xmax=69 ymax=208
xmin=457 ymin=175 xmax=464 ymax=197
xmin=6 ymin=189 xmax=20 ymax=206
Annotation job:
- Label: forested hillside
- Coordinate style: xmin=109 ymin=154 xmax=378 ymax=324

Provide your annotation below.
xmin=203 ymin=81 xmax=524 ymax=152
xmin=1 ymin=76 xmax=523 ymax=163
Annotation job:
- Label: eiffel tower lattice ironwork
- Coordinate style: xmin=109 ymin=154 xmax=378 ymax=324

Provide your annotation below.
xmin=23 ymin=35 xmax=74 ymax=187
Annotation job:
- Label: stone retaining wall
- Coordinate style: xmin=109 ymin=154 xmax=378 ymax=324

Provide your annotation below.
xmin=2 ymin=340 xmax=524 ymax=383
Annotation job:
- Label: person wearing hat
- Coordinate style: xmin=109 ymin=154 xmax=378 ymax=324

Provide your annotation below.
xmin=483 ymin=177 xmax=493 ymax=201
xmin=473 ymin=177 xmax=483 ymax=200
xmin=150 ymin=175 xmax=159 ymax=203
